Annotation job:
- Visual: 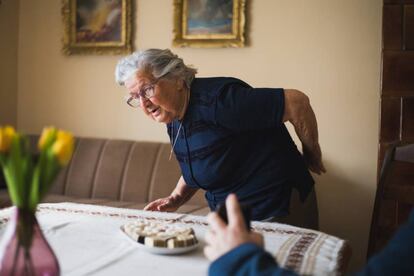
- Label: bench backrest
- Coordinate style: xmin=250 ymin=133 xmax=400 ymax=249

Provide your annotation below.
xmin=28 ymin=135 xmax=207 ymax=206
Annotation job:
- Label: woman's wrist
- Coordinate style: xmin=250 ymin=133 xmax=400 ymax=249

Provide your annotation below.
xmin=169 ymin=193 xmax=184 ymax=205
xmin=170 ymin=178 xmax=198 ymax=207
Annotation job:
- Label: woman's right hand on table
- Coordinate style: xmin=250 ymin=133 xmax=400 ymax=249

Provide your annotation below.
xmin=144 ymin=195 xmax=183 ymax=212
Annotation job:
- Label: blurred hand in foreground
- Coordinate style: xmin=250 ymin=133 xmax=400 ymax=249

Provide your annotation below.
xmin=204 ymin=194 xmax=263 ymax=261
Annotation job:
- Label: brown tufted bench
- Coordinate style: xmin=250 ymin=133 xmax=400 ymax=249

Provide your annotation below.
xmin=0 ymin=135 xmax=210 ymax=215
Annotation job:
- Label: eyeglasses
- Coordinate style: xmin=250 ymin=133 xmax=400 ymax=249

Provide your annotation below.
xmin=125 ymin=77 xmax=163 ymax=108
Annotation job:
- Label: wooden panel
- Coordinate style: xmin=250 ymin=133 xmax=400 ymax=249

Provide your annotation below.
xmin=387 ymin=161 xmax=414 ymax=187
xmin=401 ymin=97 xmax=414 ymax=140
xmin=378 ymin=199 xmax=398 ymax=227
xmin=385 ymin=186 xmax=414 ymax=203
xmin=395 ymin=161 xmax=414 ymax=185
xmin=378 ymin=143 xmax=392 ymax=171
xmin=385 ymin=0 xmax=414 ymax=3
xmin=380 ymin=97 xmax=401 ymax=142
xmin=395 ymin=143 xmax=414 ymax=162
xmin=383 ymin=90 xmax=414 ymax=97
xmin=370 ymin=0 xmax=414 ymax=259
xmin=383 ymin=5 xmax=402 ymax=50
xmin=383 ymin=52 xmax=414 ymax=92
xmin=405 ymin=5 xmax=414 ymax=49
xmin=397 ymin=202 xmax=414 ymax=223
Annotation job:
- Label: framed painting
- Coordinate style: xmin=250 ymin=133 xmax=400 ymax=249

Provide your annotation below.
xmin=173 ymin=0 xmax=246 ymax=48
xmin=62 ymin=0 xmax=132 ymax=55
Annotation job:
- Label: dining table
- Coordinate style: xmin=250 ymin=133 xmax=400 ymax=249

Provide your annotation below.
xmin=0 ymin=202 xmax=350 ymax=275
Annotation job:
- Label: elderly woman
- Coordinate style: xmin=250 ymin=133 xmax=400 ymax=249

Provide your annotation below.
xmin=115 ymin=49 xmax=325 ymax=229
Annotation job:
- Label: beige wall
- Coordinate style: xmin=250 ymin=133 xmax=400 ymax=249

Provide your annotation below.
xmin=16 ymin=0 xmax=381 ymax=271
xmin=0 ymin=0 xmax=19 ymax=126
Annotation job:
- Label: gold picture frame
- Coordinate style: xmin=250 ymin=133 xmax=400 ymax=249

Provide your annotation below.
xmin=62 ymin=0 xmax=132 ymax=55
xmin=173 ymin=0 xmax=246 ymax=48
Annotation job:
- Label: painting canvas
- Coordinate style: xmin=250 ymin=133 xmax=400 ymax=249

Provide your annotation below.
xmin=62 ymin=0 xmax=132 ymax=55
xmin=186 ymin=0 xmax=233 ymax=35
xmin=173 ymin=0 xmax=246 ymax=48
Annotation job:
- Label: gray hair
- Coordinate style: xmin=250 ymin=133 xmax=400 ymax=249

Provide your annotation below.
xmin=115 ymin=49 xmax=197 ymax=88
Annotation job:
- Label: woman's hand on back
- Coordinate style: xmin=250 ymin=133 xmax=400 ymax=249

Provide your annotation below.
xmin=303 ymin=144 xmax=326 ymax=175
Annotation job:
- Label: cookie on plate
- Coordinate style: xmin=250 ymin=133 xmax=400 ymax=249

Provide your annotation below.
xmin=122 ymin=220 xmax=198 ymax=248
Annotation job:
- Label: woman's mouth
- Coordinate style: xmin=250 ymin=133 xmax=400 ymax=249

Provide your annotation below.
xmin=149 ymin=107 xmax=161 ymax=117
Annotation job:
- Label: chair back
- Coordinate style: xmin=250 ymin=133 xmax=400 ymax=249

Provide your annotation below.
xmin=367 ymin=143 xmax=414 ymax=258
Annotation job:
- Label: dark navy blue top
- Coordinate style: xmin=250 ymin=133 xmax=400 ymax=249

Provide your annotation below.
xmin=209 ymin=209 xmax=414 ymax=276
xmin=167 ymin=77 xmax=314 ymax=220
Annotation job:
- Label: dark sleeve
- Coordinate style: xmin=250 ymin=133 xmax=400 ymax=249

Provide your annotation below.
xmin=209 ymin=243 xmax=298 ymax=276
xmin=355 ymin=210 xmax=414 ymax=276
xmin=215 ymin=83 xmax=285 ymax=132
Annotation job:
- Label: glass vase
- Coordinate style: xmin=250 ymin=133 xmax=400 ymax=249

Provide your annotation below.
xmin=0 ymin=207 xmax=60 ymax=276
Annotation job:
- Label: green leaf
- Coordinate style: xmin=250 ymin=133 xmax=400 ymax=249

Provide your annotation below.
xmin=39 ymin=149 xmax=59 ymax=201
xmin=2 ymin=166 xmax=19 ymax=206
xmin=8 ymin=136 xmax=24 ymax=208
xmin=29 ymin=166 xmax=40 ymax=212
xmin=35 ymin=145 xmax=48 ymax=204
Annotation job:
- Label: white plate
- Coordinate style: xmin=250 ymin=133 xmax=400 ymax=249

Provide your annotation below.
xmin=134 ymin=240 xmax=199 ymax=255
xmin=120 ymin=227 xmax=199 ymax=255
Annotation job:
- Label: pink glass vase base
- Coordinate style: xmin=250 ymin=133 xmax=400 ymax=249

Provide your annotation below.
xmin=0 ymin=207 xmax=60 ymax=276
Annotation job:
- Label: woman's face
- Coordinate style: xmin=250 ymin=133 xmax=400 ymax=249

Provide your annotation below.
xmin=125 ymin=70 xmax=186 ymax=124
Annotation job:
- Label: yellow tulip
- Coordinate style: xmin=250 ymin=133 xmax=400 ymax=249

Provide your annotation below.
xmin=38 ymin=127 xmax=57 ymax=150
xmin=0 ymin=126 xmax=16 ymax=153
xmin=52 ymin=130 xmax=74 ymax=166
xmin=56 ymin=130 xmax=73 ymax=143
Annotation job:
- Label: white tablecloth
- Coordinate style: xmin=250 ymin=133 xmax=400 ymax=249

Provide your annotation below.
xmin=0 ymin=203 xmax=349 ymax=275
